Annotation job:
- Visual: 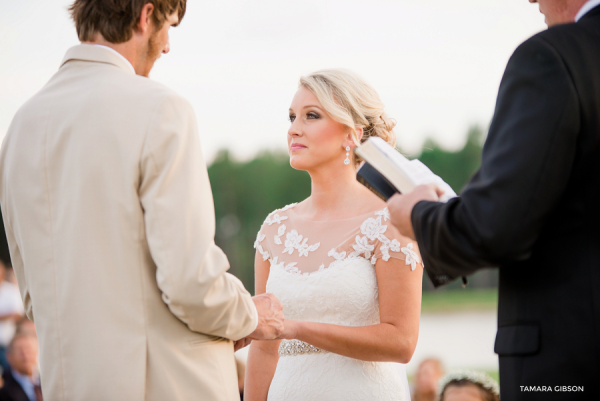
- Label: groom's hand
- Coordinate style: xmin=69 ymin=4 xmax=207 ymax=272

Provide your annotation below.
xmin=248 ymin=293 xmax=284 ymax=340
xmin=388 ymin=184 xmax=444 ymax=240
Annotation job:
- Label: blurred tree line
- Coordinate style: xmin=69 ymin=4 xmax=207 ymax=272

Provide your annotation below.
xmin=0 ymin=125 xmax=496 ymax=293
xmin=210 ymin=125 xmax=498 ymax=293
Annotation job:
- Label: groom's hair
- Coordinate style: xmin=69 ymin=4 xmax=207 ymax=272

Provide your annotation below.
xmin=69 ymin=0 xmax=187 ymax=43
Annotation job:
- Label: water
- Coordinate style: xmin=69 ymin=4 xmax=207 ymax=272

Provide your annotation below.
xmin=405 ymin=310 xmax=499 ymax=375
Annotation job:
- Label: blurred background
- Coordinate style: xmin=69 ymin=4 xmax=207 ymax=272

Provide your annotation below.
xmin=1 ymin=0 xmax=548 ymax=393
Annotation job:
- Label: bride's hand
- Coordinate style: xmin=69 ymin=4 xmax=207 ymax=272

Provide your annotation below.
xmin=276 ymin=319 xmax=300 ymax=340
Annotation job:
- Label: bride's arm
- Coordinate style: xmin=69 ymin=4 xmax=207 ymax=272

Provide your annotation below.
xmin=244 ymin=252 xmax=281 ymax=401
xmin=279 ymin=256 xmax=423 ymax=363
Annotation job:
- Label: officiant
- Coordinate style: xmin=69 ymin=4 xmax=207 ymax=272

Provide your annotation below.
xmin=387 ymin=0 xmax=600 ymax=400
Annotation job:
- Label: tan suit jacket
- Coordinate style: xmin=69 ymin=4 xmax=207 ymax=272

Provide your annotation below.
xmin=0 ymin=45 xmax=257 ymax=401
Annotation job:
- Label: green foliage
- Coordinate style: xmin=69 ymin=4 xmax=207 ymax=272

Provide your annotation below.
xmin=417 ymin=125 xmax=484 ymax=193
xmin=208 ymin=150 xmax=311 ymax=292
xmin=207 ymin=125 xmax=487 ymax=292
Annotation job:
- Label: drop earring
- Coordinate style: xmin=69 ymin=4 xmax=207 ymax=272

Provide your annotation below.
xmin=344 ymin=146 xmax=351 ymax=165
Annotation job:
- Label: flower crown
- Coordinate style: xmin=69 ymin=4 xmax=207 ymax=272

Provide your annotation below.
xmin=439 ymin=370 xmax=500 ymax=397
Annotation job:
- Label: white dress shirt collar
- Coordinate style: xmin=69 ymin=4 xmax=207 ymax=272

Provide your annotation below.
xmin=11 ymin=368 xmax=38 ymax=401
xmin=93 ymin=44 xmax=135 ymax=74
xmin=576 ymin=0 xmax=600 ymax=21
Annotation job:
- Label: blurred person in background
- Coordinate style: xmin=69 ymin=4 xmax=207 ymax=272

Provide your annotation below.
xmin=0 ymin=334 xmax=42 ymax=401
xmin=15 ymin=318 xmax=36 ymax=339
xmin=388 ymin=0 xmax=600 ymax=398
xmin=0 ymin=0 xmax=285 ymax=400
xmin=439 ymin=371 xmax=499 ymax=401
xmin=0 ymin=257 xmax=24 ymax=373
xmin=412 ymin=358 xmax=445 ymax=401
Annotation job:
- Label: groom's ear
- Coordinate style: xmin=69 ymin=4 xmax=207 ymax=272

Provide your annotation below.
xmin=136 ymin=3 xmax=155 ymax=35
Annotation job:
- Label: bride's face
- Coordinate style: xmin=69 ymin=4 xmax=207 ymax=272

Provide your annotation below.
xmin=288 ymin=86 xmax=349 ymax=172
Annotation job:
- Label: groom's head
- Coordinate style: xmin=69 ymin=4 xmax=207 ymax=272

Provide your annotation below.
xmin=528 ymin=0 xmax=588 ymax=26
xmin=69 ymin=0 xmax=187 ymax=76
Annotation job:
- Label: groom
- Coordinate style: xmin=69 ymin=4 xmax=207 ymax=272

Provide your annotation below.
xmin=0 ymin=1 xmax=284 ymax=400
xmin=388 ymin=0 xmax=600 ymax=400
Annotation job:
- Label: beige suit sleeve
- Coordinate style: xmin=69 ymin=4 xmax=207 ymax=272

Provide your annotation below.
xmin=139 ymin=93 xmax=257 ymax=341
xmin=1 ymin=213 xmax=33 ymax=321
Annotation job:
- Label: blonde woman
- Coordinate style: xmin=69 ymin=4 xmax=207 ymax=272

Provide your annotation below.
xmin=244 ymin=69 xmax=423 ymax=401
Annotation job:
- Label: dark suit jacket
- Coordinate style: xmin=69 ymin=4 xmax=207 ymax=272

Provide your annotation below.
xmin=411 ymin=6 xmax=600 ymax=400
xmin=0 ymin=369 xmax=34 ymax=401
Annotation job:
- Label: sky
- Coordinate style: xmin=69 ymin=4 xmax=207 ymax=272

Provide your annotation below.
xmin=0 ymin=0 xmax=547 ymax=162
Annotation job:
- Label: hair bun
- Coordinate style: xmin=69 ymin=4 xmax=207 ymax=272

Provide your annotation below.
xmin=380 ymin=113 xmax=397 ymax=132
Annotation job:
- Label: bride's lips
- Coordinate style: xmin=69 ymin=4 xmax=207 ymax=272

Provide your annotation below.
xmin=290 ymin=143 xmax=307 ymax=151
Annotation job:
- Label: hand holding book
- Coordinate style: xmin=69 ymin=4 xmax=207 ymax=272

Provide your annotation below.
xmin=355 ymin=137 xmax=457 ymax=202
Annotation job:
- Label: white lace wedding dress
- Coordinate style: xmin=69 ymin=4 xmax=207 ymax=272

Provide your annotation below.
xmin=254 ymin=203 xmax=422 ymax=401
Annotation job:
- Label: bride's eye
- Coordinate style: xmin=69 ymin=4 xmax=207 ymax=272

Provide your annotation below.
xmin=307 ymin=112 xmax=320 ymax=119
xmin=289 ymin=114 xmax=296 ymax=123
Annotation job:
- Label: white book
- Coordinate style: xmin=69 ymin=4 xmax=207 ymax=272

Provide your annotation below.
xmin=355 ymin=137 xmax=457 ymax=203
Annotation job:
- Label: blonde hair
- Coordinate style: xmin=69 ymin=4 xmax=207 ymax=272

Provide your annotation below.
xmin=299 ymin=69 xmax=397 ymax=167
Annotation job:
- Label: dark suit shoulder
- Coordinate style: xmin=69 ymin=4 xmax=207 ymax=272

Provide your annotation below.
xmin=0 ymin=370 xmax=32 ymax=401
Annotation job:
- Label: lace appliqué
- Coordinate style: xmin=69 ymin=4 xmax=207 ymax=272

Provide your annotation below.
xmin=266 ymin=213 xmax=288 ymax=226
xmin=264 ymin=203 xmax=297 ymax=226
xmin=254 ymin=231 xmax=270 ymax=260
xmin=254 ymin=232 xmax=270 ymax=261
xmin=283 ymin=230 xmax=320 ymax=257
xmin=401 ymin=243 xmax=420 ymax=271
xmin=329 ymin=208 xmax=403 ymax=266
xmin=274 ymin=225 xmax=286 ymax=245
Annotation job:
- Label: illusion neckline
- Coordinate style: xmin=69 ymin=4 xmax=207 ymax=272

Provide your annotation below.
xmin=287 ymin=204 xmax=386 ymax=223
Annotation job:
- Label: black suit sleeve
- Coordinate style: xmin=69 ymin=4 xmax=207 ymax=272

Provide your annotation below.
xmin=411 ymin=36 xmax=581 ymax=287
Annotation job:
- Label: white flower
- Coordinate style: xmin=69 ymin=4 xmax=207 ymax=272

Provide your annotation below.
xmin=401 ymin=243 xmax=420 ymax=271
xmin=360 ymin=217 xmax=387 ymax=240
xmin=255 ymin=243 xmax=269 ymax=261
xmin=284 ymin=262 xmax=300 ymax=274
xmin=284 ymin=230 xmax=303 ymax=254
xmin=268 ymin=213 xmax=288 ymax=225
xmin=375 ymin=208 xmax=391 ymax=222
xmin=328 ymin=249 xmax=346 ymax=261
xmin=389 ymin=239 xmax=401 ymax=253
xmin=280 ymin=203 xmax=297 ymax=212
xmin=370 ymin=256 xmax=377 ymax=265
xmin=253 ymin=232 xmax=265 ymax=249
xmin=380 ymin=243 xmax=391 ymax=261
xmin=352 ymin=235 xmax=375 ymax=259
xmin=274 ymin=224 xmax=286 ymax=245
xmin=298 ymin=241 xmax=320 ymax=257
xmin=297 ymin=238 xmax=310 ymax=257
xmin=278 ymin=225 xmax=286 ymax=236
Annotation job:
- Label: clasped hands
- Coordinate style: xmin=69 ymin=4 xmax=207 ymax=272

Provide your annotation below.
xmin=234 ymin=293 xmax=297 ymax=351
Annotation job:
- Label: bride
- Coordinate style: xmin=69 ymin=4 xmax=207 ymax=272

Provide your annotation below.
xmin=244 ymin=69 xmax=423 ymax=401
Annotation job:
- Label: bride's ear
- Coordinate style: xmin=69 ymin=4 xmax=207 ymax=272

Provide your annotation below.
xmin=345 ymin=127 xmax=363 ymax=148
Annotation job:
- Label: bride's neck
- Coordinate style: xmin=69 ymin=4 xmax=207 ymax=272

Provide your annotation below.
xmin=304 ymin=165 xmax=368 ymax=219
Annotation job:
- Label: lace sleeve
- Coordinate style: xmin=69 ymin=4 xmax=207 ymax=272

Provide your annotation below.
xmin=254 ymin=221 xmax=272 ymax=262
xmin=370 ymin=209 xmax=422 ymax=271
xmin=254 ymin=205 xmax=295 ymax=263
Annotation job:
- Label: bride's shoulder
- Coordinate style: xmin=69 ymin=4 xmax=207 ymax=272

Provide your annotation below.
xmin=261 ymin=202 xmax=298 ymax=226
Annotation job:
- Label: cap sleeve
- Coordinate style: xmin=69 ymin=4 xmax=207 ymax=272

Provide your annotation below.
xmin=254 ymin=204 xmax=296 ymax=263
xmin=366 ymin=208 xmax=422 ymax=271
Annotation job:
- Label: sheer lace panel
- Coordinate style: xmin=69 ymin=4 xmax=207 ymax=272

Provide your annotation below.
xmin=255 ymin=203 xmax=422 ymax=275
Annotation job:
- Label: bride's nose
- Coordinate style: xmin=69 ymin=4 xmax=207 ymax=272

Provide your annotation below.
xmin=288 ymin=121 xmax=302 ymax=138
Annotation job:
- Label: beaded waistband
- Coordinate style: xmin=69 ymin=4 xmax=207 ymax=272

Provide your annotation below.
xmin=279 ymin=339 xmax=327 ymax=357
